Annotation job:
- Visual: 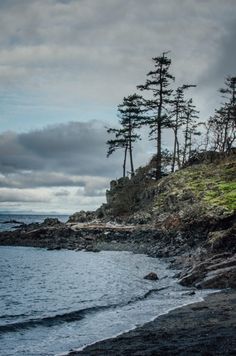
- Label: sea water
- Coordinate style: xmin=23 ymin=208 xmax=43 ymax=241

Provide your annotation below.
xmin=0 ymin=214 xmax=69 ymax=232
xmin=0 ymin=246 xmax=212 ymax=356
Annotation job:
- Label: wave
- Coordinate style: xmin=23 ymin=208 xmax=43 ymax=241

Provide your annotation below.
xmin=0 ymin=286 xmax=169 ymax=334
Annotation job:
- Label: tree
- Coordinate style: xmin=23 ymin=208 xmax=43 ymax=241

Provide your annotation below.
xmin=169 ymin=84 xmax=196 ymax=172
xmin=219 ymin=76 xmax=236 ymax=151
xmin=137 ymin=52 xmax=175 ymax=179
xmin=181 ymin=98 xmax=200 ymax=165
xmin=207 ymin=76 xmax=236 ymax=152
xmin=106 ymin=93 xmax=144 ymax=177
xmin=106 ymin=128 xmax=129 ymax=178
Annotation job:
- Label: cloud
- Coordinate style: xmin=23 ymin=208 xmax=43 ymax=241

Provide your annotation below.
xmin=0 ymin=188 xmax=51 ymax=203
xmin=0 ymin=0 xmax=235 ymax=116
xmin=54 ymin=189 xmax=70 ymax=197
xmin=0 ymin=121 xmax=121 ymax=176
xmin=0 ymin=0 xmax=235 ymax=213
xmin=0 ymin=119 xmax=153 ymax=212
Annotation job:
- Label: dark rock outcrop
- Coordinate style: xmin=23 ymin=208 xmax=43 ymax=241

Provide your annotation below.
xmin=179 ymin=253 xmax=236 ymax=289
xmin=144 ymin=272 xmax=159 ymax=280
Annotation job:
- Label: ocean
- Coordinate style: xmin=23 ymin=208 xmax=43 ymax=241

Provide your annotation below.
xmin=0 ymin=216 xmax=212 ymax=356
xmin=0 ymin=214 xmax=69 ymax=232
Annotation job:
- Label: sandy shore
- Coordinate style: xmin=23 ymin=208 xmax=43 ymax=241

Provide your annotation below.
xmin=69 ymin=289 xmax=236 ymax=355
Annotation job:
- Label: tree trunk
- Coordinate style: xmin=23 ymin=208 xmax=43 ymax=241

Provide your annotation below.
xmin=171 ymin=128 xmax=178 ymax=172
xmin=182 ymin=113 xmax=190 ymax=166
xmin=129 ymin=142 xmax=134 ymax=176
xmin=156 ymin=120 xmax=162 ymax=179
xmin=128 ymin=119 xmax=134 ymax=176
xmin=176 ymin=137 xmax=181 ymax=169
xmin=123 ymin=145 xmax=128 ymax=178
xmin=155 ymin=55 xmax=164 ymax=180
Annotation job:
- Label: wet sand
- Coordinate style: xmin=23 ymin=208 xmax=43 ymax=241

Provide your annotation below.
xmin=69 ymin=289 xmax=236 ymax=355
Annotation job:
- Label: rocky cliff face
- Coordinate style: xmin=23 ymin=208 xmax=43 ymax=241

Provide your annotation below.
xmin=103 ymin=152 xmax=236 ymax=224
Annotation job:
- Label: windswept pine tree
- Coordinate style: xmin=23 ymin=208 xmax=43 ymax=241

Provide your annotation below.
xmin=207 ymin=76 xmax=236 ymax=152
xmin=106 ymin=93 xmax=144 ymax=177
xmin=169 ymin=84 xmax=196 ymax=172
xmin=106 ymin=128 xmax=129 ymax=178
xmin=137 ymin=52 xmax=175 ymax=179
xmin=182 ymin=98 xmax=200 ymax=165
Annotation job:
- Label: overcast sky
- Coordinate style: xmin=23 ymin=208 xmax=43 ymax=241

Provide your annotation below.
xmin=0 ymin=0 xmax=235 ymax=214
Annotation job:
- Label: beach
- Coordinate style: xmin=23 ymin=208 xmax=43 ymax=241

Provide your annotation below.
xmin=71 ymin=290 xmax=236 ymax=355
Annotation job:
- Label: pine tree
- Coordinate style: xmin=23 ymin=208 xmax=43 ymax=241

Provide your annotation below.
xmin=182 ymin=98 xmax=200 ymax=165
xmin=106 ymin=94 xmax=144 ymax=177
xmin=219 ymin=76 xmax=236 ymax=151
xmin=137 ymin=52 xmax=175 ymax=179
xmin=207 ymin=76 xmax=236 ymax=152
xmin=117 ymin=94 xmax=144 ymax=176
xmin=169 ymin=84 xmax=196 ymax=172
xmin=106 ymin=128 xmax=129 ymax=178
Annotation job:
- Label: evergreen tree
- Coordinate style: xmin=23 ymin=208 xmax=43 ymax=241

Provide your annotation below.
xmin=181 ymin=98 xmax=200 ymax=165
xmin=169 ymin=84 xmax=196 ymax=172
xmin=137 ymin=52 xmax=175 ymax=179
xmin=106 ymin=128 xmax=129 ymax=178
xmin=117 ymin=93 xmax=144 ymax=176
xmin=219 ymin=76 xmax=236 ymax=151
xmin=207 ymin=76 xmax=236 ymax=152
xmin=106 ymin=94 xmax=144 ymax=177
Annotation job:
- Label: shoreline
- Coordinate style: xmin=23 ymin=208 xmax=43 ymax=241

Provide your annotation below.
xmin=1 ymin=229 xmax=236 ymax=355
xmin=62 ymin=293 xmax=210 ymax=355
xmin=68 ymin=289 xmax=236 ymax=355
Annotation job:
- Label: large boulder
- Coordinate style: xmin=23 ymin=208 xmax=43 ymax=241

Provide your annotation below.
xmin=144 ymin=272 xmax=159 ymax=281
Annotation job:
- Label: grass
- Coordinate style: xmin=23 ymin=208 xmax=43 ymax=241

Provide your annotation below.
xmin=152 ymin=157 xmax=236 ymax=213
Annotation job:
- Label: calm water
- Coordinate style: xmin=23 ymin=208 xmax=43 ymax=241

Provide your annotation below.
xmin=0 ymin=246 xmax=212 ymax=356
xmin=0 ymin=214 xmax=69 ymax=232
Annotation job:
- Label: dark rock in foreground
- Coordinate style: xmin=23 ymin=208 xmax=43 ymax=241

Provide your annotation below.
xmin=179 ymin=253 xmax=236 ymax=289
xmin=144 ymin=272 xmax=159 ymax=280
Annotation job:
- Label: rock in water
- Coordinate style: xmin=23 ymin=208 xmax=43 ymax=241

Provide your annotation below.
xmin=144 ymin=272 xmax=159 ymax=280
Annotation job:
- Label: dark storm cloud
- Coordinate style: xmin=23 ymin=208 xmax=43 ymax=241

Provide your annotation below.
xmin=0 ymin=121 xmax=119 ymax=177
xmin=0 ymin=0 xmax=235 ymax=112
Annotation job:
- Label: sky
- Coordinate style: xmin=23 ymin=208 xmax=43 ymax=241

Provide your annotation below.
xmin=0 ymin=0 xmax=235 ymax=214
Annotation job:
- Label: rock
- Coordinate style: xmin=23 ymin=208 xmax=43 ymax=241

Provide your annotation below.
xmin=3 ymin=219 xmax=22 ymax=224
xmin=85 ymin=245 xmax=100 ymax=252
xmin=185 ymin=290 xmax=196 ymax=296
xmin=144 ymin=272 xmax=159 ymax=281
xmin=207 ymin=224 xmax=236 ymax=253
xmin=179 ymin=253 xmax=236 ymax=289
xmin=127 ymin=212 xmax=152 ymax=225
xmin=196 ymin=266 xmax=236 ymax=289
xmin=43 ymin=218 xmax=61 ymax=226
xmin=68 ymin=211 xmax=96 ymax=223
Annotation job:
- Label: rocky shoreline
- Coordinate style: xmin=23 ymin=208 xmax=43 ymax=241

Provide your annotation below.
xmin=1 ymin=154 xmax=235 ymax=354
xmin=0 ymin=216 xmax=235 ymax=290
xmin=0 ymin=217 xmax=236 ymax=354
